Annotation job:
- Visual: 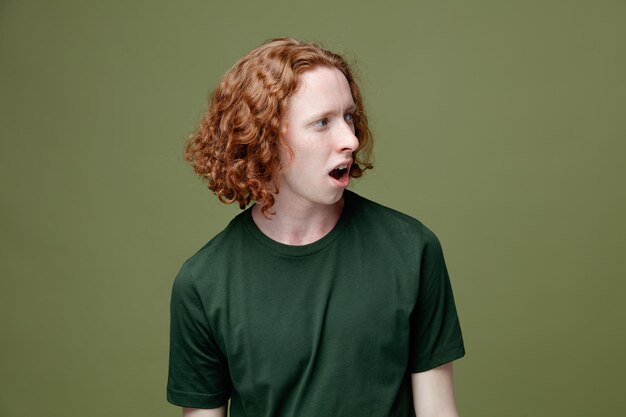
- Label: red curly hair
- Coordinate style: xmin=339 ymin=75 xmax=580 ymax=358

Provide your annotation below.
xmin=185 ymin=37 xmax=373 ymax=215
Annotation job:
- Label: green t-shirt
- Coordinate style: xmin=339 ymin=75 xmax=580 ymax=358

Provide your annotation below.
xmin=167 ymin=191 xmax=465 ymax=416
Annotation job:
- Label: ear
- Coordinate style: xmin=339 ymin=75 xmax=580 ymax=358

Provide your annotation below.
xmin=276 ymin=126 xmax=295 ymax=166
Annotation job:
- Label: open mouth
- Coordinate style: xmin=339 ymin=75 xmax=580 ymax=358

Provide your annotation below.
xmin=329 ymin=165 xmax=349 ymax=180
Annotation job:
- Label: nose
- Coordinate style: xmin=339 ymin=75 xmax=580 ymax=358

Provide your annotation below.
xmin=336 ymin=120 xmax=359 ymax=153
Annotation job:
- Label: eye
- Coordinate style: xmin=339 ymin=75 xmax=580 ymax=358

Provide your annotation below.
xmin=344 ymin=112 xmax=355 ymax=123
xmin=313 ymin=118 xmax=329 ymax=128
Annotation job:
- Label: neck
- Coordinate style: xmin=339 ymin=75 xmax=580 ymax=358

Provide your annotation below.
xmin=251 ymin=194 xmax=345 ymax=246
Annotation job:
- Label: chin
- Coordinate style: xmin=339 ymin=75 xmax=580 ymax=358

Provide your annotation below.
xmin=320 ymin=190 xmax=345 ymax=206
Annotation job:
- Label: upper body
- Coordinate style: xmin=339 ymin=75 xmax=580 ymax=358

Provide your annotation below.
xmin=168 ymin=191 xmax=464 ymax=417
xmin=167 ymin=38 xmax=465 ymax=417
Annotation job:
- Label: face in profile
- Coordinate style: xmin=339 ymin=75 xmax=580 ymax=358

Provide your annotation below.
xmin=277 ymin=66 xmax=359 ymax=208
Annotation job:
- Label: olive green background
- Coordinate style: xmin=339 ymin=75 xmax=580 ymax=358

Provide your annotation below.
xmin=1 ymin=1 xmax=625 ymax=416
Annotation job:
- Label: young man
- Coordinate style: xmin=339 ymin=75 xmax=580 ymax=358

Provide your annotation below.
xmin=167 ymin=38 xmax=465 ymax=417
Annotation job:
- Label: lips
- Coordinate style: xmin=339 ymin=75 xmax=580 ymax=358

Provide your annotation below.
xmin=329 ymin=164 xmax=349 ymax=180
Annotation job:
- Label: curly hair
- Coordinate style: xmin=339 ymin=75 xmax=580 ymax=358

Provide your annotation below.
xmin=185 ymin=37 xmax=374 ymax=215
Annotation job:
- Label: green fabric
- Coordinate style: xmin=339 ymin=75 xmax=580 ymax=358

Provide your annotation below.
xmin=167 ymin=191 xmax=465 ymax=416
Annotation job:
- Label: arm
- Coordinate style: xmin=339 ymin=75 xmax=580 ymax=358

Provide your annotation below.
xmin=411 ymin=362 xmax=460 ymax=417
xmin=182 ymin=405 xmax=227 ymax=417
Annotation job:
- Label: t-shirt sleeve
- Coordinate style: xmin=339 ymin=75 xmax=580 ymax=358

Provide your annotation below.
xmin=408 ymin=225 xmax=465 ymax=373
xmin=167 ymin=261 xmax=231 ymax=408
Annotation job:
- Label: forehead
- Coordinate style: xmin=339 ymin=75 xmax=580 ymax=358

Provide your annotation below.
xmin=285 ymin=67 xmax=354 ymax=119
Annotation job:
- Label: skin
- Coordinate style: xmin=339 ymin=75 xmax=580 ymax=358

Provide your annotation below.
xmin=182 ymin=405 xmax=226 ymax=417
xmin=412 ymin=363 xmax=460 ymax=417
xmin=182 ymin=67 xmax=460 ymax=417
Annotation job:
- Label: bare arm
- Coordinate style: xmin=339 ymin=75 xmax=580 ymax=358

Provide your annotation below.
xmin=182 ymin=405 xmax=227 ymax=417
xmin=411 ymin=362 xmax=460 ymax=417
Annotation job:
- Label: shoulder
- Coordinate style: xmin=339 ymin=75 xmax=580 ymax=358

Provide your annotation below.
xmin=345 ymin=191 xmax=436 ymax=247
xmin=347 ymin=190 xmax=419 ymax=225
xmin=176 ymin=209 xmax=251 ymax=284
